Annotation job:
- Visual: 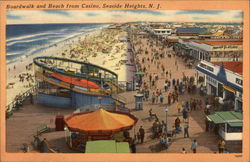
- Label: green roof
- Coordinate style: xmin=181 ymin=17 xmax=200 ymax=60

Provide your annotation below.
xmin=216 ymin=112 xmax=240 ymax=121
xmin=231 ymin=111 xmax=243 ymax=120
xmin=207 ymin=114 xmax=224 ymax=124
xmin=85 ymin=140 xmax=130 ymax=153
xmin=207 ymin=111 xmax=242 ymax=126
xmin=228 ymin=122 xmax=243 ymax=127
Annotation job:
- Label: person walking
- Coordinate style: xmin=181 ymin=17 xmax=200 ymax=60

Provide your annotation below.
xmin=168 ymin=93 xmax=171 ymax=105
xmin=177 ymin=102 xmax=182 ymax=113
xmin=161 ymin=120 xmax=167 ymax=134
xmin=191 ymin=139 xmax=198 ymax=153
xmin=218 ymin=139 xmax=226 ymax=153
xmin=159 ymin=93 xmax=164 ymax=104
xmin=139 ymin=126 xmax=145 ymax=143
xmin=164 ymin=81 xmax=168 ymax=92
xmin=152 ymin=92 xmax=156 ymax=104
xmin=136 ymin=132 xmax=141 ymax=144
xmin=175 ymin=117 xmax=181 ymax=130
xmin=183 ymin=122 xmax=189 ymax=138
xmin=182 ymin=107 xmax=188 ymax=122
xmin=130 ymin=139 xmax=136 ymax=153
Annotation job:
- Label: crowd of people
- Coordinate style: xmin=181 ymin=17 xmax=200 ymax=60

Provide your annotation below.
xmin=130 ymin=28 xmax=229 ymax=153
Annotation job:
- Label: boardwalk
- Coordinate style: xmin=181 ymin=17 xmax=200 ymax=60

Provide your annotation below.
xmin=122 ymin=33 xmax=219 ymax=153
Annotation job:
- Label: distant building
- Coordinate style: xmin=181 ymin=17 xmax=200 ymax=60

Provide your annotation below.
xmin=143 ymin=24 xmax=172 ymax=39
xmin=188 ymin=40 xmax=242 ymax=62
xmin=152 ymin=28 xmax=172 ymax=38
xmin=196 ymin=61 xmax=242 ymax=112
xmin=176 ymin=27 xmax=208 ymax=36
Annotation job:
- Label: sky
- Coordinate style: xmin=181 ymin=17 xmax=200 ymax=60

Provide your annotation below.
xmin=7 ymin=10 xmax=243 ymax=24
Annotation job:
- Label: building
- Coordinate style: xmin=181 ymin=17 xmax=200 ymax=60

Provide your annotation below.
xmin=196 ymin=61 xmax=242 ymax=112
xmin=144 ymin=24 xmax=172 ymax=39
xmin=188 ymin=40 xmax=242 ymax=62
xmin=152 ymin=28 xmax=172 ymax=38
xmin=176 ymin=27 xmax=208 ymax=36
xmin=207 ymin=111 xmax=242 ymax=141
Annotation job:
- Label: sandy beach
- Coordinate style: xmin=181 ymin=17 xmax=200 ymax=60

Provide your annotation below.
xmin=7 ymin=25 xmax=130 ymax=106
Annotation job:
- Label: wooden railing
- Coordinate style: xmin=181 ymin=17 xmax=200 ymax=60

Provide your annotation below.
xmin=6 ymin=83 xmax=39 ymax=119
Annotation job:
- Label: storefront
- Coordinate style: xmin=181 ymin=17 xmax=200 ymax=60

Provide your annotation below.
xmin=196 ymin=61 xmax=243 ymax=111
xmin=206 ymin=75 xmax=217 ymax=96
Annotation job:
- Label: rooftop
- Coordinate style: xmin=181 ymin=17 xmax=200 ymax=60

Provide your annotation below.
xmin=194 ymin=41 xmax=242 ymax=46
xmin=211 ymin=62 xmax=243 ymax=75
xmin=207 ymin=111 xmax=242 ymax=127
xmin=176 ymin=27 xmax=207 ymax=34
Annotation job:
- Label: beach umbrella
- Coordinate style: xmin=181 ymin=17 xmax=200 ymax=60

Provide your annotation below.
xmin=64 ymin=109 xmax=138 ymax=135
xmin=135 ymin=71 xmax=145 ymax=75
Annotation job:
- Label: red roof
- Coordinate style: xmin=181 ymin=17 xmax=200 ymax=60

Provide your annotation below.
xmin=211 ymin=62 xmax=242 ymax=75
xmin=166 ymin=39 xmax=178 ymax=43
xmin=194 ymin=41 xmax=242 ymax=46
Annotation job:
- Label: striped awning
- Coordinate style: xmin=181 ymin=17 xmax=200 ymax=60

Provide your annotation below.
xmin=223 ymin=85 xmax=236 ymax=94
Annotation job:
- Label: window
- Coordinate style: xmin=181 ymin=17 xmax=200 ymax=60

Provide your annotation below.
xmin=227 ymin=124 xmax=242 ymax=133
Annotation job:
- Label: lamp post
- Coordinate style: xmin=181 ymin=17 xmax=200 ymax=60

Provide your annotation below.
xmin=165 ymin=105 xmax=169 ymax=134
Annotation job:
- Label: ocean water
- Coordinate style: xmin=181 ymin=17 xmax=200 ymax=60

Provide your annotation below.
xmin=6 ymin=23 xmax=110 ymax=64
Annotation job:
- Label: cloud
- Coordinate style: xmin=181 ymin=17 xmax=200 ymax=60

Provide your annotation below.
xmin=42 ymin=10 xmax=71 ymax=17
xmin=192 ymin=17 xmax=207 ymax=20
xmin=234 ymin=12 xmax=243 ymax=19
xmin=176 ymin=10 xmax=225 ymax=15
xmin=7 ymin=14 xmax=22 ymax=20
xmin=6 ymin=10 xmax=243 ymax=24
xmin=85 ymin=13 xmax=100 ymax=17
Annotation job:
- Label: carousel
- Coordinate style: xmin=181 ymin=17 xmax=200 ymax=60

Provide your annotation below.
xmin=64 ymin=108 xmax=138 ymax=152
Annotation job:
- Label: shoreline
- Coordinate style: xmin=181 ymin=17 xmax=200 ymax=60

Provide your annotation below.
xmin=6 ymin=25 xmax=132 ymax=106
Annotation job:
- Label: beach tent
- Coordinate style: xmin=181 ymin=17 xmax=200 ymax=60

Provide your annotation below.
xmin=64 ymin=108 xmax=138 ymax=135
xmin=85 ymin=140 xmax=130 ymax=153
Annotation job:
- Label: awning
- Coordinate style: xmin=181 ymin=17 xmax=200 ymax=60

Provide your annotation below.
xmin=207 ymin=114 xmax=224 ymax=124
xmin=216 ymin=111 xmax=242 ymax=121
xmin=223 ymin=85 xmax=236 ymax=94
xmin=231 ymin=111 xmax=243 ymax=120
xmin=207 ymin=111 xmax=242 ymax=125
xmin=228 ymin=122 xmax=242 ymax=127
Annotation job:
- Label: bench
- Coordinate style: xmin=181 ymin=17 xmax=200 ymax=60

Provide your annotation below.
xmin=160 ymin=138 xmax=171 ymax=149
xmin=149 ymin=110 xmax=158 ymax=120
xmin=37 ymin=124 xmax=50 ymax=135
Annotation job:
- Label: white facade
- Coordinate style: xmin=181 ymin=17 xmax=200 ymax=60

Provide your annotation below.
xmin=219 ymin=129 xmax=242 ymax=141
xmin=197 ymin=61 xmax=242 ymax=111
xmin=153 ymin=28 xmax=172 ymax=38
